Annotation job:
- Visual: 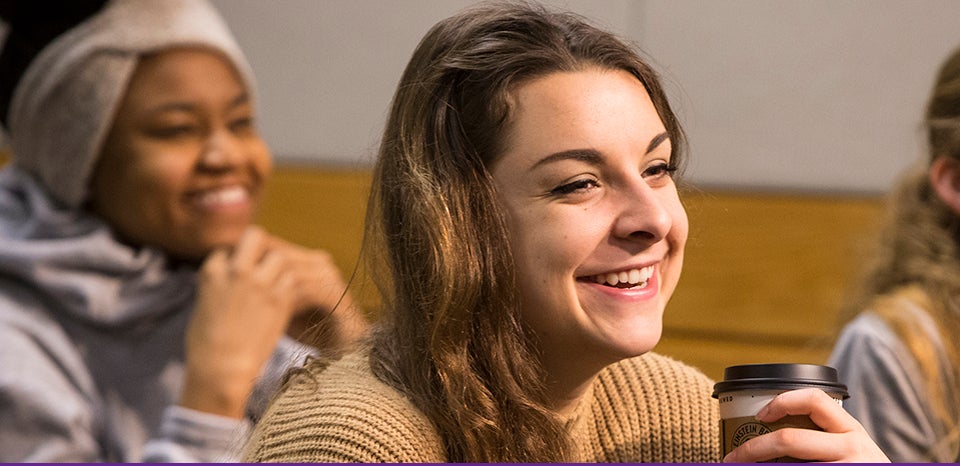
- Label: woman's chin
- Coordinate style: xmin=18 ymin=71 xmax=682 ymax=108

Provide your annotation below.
xmin=161 ymin=233 xmax=243 ymax=264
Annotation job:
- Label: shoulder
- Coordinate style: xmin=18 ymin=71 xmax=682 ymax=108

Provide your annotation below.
xmin=837 ymin=286 xmax=941 ymax=344
xmin=829 ymin=289 xmax=938 ymax=373
xmin=829 ymin=288 xmax=947 ymax=400
xmin=244 ymin=349 xmax=446 ymax=463
xmin=830 ymin=310 xmax=902 ymax=375
xmin=829 ymin=283 xmax=954 ymax=382
xmin=832 ymin=312 xmax=900 ymax=356
xmin=829 ymin=305 xmax=925 ymax=400
xmin=585 ymin=352 xmax=720 ymax=462
xmin=600 ymin=351 xmax=716 ymax=398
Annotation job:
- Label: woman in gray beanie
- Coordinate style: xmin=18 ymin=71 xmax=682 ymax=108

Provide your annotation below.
xmin=0 ymin=0 xmax=367 ymax=461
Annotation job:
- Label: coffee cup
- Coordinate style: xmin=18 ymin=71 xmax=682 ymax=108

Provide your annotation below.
xmin=712 ymin=363 xmax=848 ymax=462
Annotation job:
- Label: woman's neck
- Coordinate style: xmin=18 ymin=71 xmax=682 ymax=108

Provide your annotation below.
xmin=539 ymin=347 xmax=612 ymax=418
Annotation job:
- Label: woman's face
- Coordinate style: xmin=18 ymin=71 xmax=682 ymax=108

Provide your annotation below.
xmin=490 ymin=68 xmax=687 ymax=373
xmin=89 ymin=48 xmax=271 ymax=261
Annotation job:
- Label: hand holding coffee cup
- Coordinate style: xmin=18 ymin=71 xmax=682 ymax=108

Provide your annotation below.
xmin=713 ymin=363 xmax=889 ymax=463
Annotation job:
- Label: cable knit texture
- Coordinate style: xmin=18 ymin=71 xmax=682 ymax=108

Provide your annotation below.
xmin=244 ymin=349 xmax=720 ymax=462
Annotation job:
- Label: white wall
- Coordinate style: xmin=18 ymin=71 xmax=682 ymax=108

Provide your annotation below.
xmin=210 ymin=0 xmax=637 ymax=168
xmin=212 ymin=0 xmax=474 ymax=167
xmin=0 ymin=1 xmax=946 ymax=193
xmin=635 ymin=0 xmax=960 ymax=193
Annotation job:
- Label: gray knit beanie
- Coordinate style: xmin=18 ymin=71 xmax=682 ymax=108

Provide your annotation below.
xmin=6 ymin=0 xmax=256 ymax=208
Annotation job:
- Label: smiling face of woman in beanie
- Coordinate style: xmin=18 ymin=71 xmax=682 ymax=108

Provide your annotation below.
xmin=88 ymin=47 xmax=272 ymax=261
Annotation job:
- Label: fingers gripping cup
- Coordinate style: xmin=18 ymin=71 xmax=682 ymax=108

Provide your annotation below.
xmin=712 ymin=363 xmax=849 ymax=462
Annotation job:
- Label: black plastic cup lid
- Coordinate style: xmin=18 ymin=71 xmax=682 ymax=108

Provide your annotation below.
xmin=712 ymin=363 xmax=848 ymax=399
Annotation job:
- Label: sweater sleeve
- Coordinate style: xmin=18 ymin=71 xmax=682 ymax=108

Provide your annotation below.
xmin=828 ymin=312 xmax=951 ymax=462
xmin=141 ymin=405 xmax=251 ymax=462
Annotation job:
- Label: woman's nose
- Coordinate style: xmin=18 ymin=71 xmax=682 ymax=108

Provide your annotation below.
xmin=613 ymin=182 xmax=671 ymax=243
xmin=198 ymin=128 xmax=243 ymax=169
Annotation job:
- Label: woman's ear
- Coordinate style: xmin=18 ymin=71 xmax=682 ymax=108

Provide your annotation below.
xmin=929 ymin=156 xmax=960 ymax=215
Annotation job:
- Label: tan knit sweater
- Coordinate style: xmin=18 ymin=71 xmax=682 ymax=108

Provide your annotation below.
xmin=243 ymin=349 xmax=720 ymax=462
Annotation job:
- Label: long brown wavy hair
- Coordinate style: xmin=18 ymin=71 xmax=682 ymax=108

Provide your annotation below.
xmin=839 ymin=46 xmax=960 ymax=459
xmin=360 ymin=2 xmax=686 ymax=462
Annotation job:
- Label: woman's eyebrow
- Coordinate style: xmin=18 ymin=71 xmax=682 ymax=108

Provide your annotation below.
xmin=646 ymin=131 xmax=669 ymax=154
xmin=228 ymin=91 xmax=251 ymax=109
xmin=531 ymin=148 xmax=603 ymax=170
xmin=144 ymin=101 xmax=196 ymax=115
xmin=530 ymin=131 xmax=670 ymax=171
xmin=143 ymin=92 xmax=250 ymax=116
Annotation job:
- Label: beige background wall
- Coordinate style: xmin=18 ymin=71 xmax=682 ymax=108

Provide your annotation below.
xmin=212 ymin=0 xmax=960 ymax=194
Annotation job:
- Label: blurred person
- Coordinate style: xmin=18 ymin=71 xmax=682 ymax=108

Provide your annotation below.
xmin=244 ymin=2 xmax=888 ymax=462
xmin=0 ymin=0 xmax=367 ymax=461
xmin=830 ymin=45 xmax=960 ymax=462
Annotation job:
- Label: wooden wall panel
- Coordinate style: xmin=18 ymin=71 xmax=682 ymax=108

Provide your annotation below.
xmin=256 ymin=166 xmax=379 ymax=312
xmin=661 ymin=190 xmax=884 ymax=379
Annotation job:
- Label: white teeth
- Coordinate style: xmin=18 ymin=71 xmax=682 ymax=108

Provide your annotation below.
xmin=198 ymin=186 xmax=248 ymax=206
xmin=606 ymin=273 xmax=621 ymax=286
xmin=592 ymin=266 xmax=654 ymax=287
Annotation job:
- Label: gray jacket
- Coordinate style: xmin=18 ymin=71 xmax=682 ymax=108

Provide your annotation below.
xmin=0 ymin=167 xmax=310 ymax=462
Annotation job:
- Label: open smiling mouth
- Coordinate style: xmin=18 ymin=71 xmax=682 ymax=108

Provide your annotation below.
xmin=196 ymin=185 xmax=249 ymax=206
xmin=585 ymin=265 xmax=654 ymax=289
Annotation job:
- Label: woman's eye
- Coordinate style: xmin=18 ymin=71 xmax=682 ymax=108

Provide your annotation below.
xmin=642 ymin=162 xmax=677 ymax=181
xmin=147 ymin=125 xmax=198 ymax=139
xmin=551 ymin=178 xmax=600 ymax=196
xmin=229 ymin=116 xmax=255 ymax=134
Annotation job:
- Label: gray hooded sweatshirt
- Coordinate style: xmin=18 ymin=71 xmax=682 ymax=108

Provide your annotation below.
xmin=0 ymin=167 xmax=311 ymax=462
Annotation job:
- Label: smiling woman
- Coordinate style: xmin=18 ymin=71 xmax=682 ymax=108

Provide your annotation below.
xmin=243 ymin=1 xmax=887 ymax=463
xmin=0 ymin=0 xmax=366 ymax=462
